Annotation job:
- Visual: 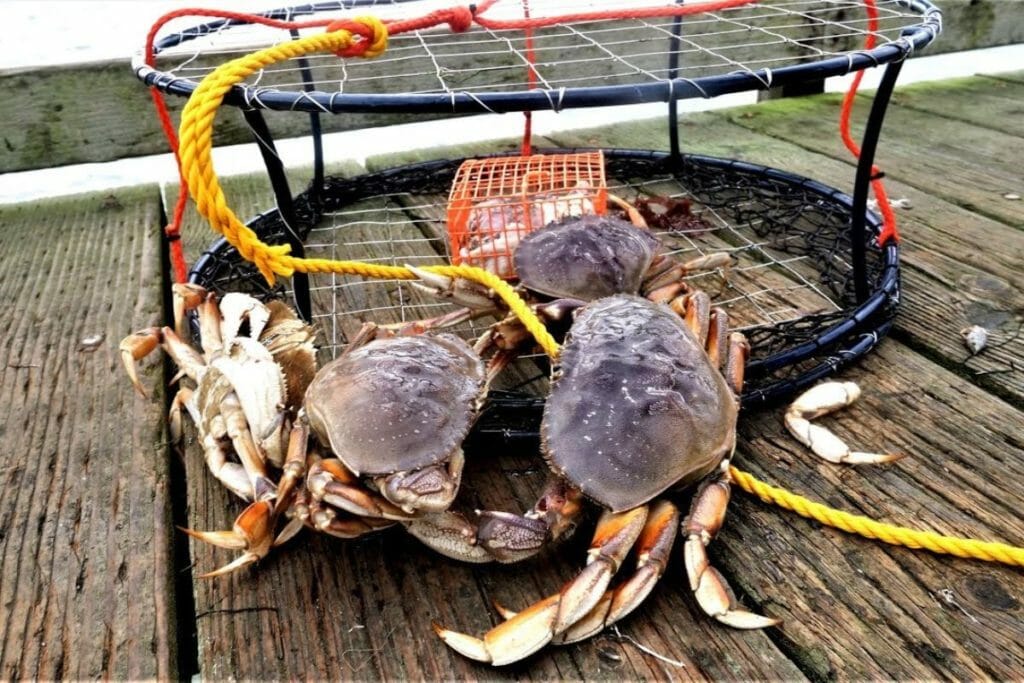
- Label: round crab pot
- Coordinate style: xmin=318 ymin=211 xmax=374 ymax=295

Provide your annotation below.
xmin=138 ymin=0 xmax=939 ymax=434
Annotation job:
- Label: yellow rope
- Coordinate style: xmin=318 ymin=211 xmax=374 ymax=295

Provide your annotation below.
xmin=175 ymin=15 xmax=1024 ymax=570
xmin=730 ymin=467 xmax=1024 ymax=566
xmin=175 ymin=17 xmax=558 ymax=358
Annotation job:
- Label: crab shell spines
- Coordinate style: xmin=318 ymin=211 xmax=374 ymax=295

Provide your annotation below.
xmin=513 ymin=215 xmax=659 ymax=300
xmin=542 ymin=295 xmax=737 ymax=512
xmin=304 ymin=334 xmax=486 ymax=476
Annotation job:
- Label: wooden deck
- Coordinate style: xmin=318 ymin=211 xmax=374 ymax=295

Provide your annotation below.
xmin=2 ymin=71 xmax=1023 ymax=680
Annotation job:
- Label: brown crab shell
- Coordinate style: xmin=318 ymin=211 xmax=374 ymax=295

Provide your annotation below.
xmin=542 ymin=295 xmax=738 ymax=512
xmin=304 ymin=334 xmax=485 ymax=476
xmin=513 ymin=214 xmax=659 ymax=300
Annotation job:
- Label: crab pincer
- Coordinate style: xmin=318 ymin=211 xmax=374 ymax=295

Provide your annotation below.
xmin=784 ymin=381 xmax=903 ymax=465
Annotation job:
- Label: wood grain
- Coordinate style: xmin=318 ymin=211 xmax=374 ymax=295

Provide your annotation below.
xmin=0 ymin=187 xmax=176 ymax=679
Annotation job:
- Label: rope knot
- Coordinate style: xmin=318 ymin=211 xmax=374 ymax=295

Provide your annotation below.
xmin=326 ymin=15 xmax=388 ymax=59
xmin=447 ymin=6 xmax=474 ymax=32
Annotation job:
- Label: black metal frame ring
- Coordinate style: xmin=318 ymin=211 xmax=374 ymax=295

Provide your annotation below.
xmin=134 ymin=0 xmax=941 ymax=115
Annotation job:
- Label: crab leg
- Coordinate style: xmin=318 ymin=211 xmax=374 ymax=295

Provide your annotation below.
xmin=307 ymin=459 xmax=417 ymax=521
xmin=683 ymin=461 xmax=780 ymax=629
xmin=406 ymin=265 xmax=505 ymax=313
xmin=679 ymin=323 xmax=774 ymax=628
xmin=606 ymin=193 xmax=648 ymax=228
xmin=723 ymin=331 xmax=750 ymax=398
xmin=784 ymin=381 xmax=902 ymax=465
xmin=376 ymin=266 xmax=508 ymax=338
xmin=196 ymin=374 xmax=277 ymax=502
xmin=119 ymin=326 xmax=205 ymax=397
xmin=670 ymin=288 xmax=712 ymax=343
xmin=434 ymin=505 xmax=650 ymax=666
xmin=310 ymin=501 xmax=398 ymax=539
xmin=273 ymin=417 xmax=308 ymax=516
xmin=196 ymin=417 xmax=254 ymax=501
xmin=644 ymin=252 xmax=734 ymax=299
xmin=705 ymin=309 xmax=729 ymax=371
xmin=548 ymin=499 xmax=680 ymax=645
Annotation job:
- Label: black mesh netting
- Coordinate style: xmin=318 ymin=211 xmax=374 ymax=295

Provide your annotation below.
xmin=190 ymin=150 xmax=898 ymax=422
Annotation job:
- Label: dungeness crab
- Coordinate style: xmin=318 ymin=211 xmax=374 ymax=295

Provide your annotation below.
xmin=297 ymin=323 xmax=491 ymax=539
xmin=120 ymin=284 xmax=317 ymax=575
xmin=403 ymin=214 xmax=733 ymax=354
xmin=408 ymin=294 xmax=769 ymax=665
xmin=419 ymin=294 xmax=897 ymax=666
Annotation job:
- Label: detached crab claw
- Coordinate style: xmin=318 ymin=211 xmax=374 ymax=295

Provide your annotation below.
xmin=785 ymin=381 xmax=903 ymax=465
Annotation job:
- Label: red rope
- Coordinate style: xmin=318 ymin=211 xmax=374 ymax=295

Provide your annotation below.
xmin=521 ymin=0 xmax=536 ymax=156
xmin=837 ymin=0 xmax=899 ymax=244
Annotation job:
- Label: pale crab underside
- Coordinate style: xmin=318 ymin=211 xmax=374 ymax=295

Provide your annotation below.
xmin=120 ymin=285 xmax=318 ymax=576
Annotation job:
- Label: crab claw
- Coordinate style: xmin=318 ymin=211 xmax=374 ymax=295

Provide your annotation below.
xmin=183 ymin=500 xmax=275 ymax=578
xmin=119 ymin=327 xmax=162 ymax=397
xmin=406 ymin=265 xmax=501 ymax=312
xmin=172 ymin=283 xmax=207 ymax=338
xmin=784 ymin=381 xmax=903 ymax=465
xmin=432 ymin=595 xmax=562 ymax=665
xmin=685 ymin=537 xmax=781 ymax=629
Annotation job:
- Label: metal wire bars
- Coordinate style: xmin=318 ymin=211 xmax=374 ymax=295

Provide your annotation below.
xmin=139 ymin=0 xmax=939 ymax=111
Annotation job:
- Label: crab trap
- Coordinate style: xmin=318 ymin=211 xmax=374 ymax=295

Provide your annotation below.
xmin=136 ymin=0 xmax=942 ymax=433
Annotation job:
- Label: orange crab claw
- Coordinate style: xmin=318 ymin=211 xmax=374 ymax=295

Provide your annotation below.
xmin=172 ymin=283 xmax=207 ymax=338
xmin=182 ymin=500 xmax=275 ymax=578
xmin=119 ymin=327 xmax=162 ymax=397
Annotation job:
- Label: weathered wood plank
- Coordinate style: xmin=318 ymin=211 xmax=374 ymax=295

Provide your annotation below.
xmin=889 ymin=73 xmax=1024 ymax=138
xmin=992 ymin=70 xmax=1024 ymax=86
xmin=726 ymin=341 xmax=1024 ymax=681
xmin=0 ymin=187 xmax=176 ymax=679
xmin=720 ymin=88 xmax=1024 ymax=228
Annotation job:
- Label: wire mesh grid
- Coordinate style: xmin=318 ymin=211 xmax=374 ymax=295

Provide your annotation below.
xmin=140 ymin=0 xmax=939 ymax=110
xmin=447 ymin=151 xmax=607 ymax=276
xmin=189 ymin=150 xmax=898 ymax=403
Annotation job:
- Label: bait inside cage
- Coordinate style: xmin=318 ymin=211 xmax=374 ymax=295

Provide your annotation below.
xmin=137 ymin=0 xmax=939 ymax=428
xmin=448 ymin=151 xmax=607 ymax=278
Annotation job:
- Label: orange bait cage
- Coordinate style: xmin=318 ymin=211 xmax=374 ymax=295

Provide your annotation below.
xmin=447 ymin=151 xmax=607 ymax=278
